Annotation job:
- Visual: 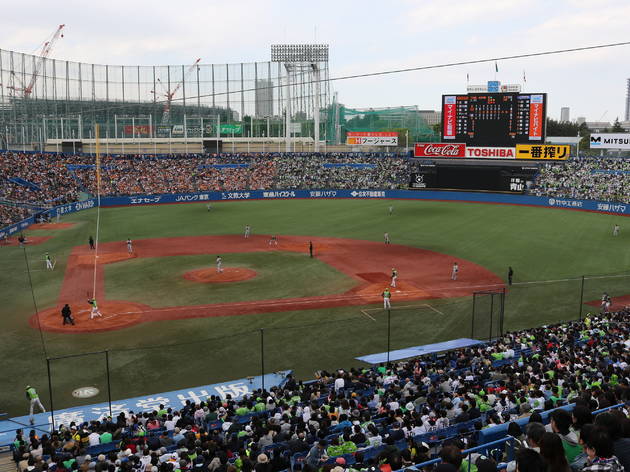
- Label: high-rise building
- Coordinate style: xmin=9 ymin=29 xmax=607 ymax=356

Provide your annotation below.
xmin=255 ymin=79 xmax=274 ymax=118
xmin=625 ymin=78 xmax=630 ymax=121
xmin=560 ymin=107 xmax=570 ymax=122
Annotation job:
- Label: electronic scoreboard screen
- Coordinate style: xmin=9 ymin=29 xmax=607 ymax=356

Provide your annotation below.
xmin=441 ymin=93 xmax=546 ymax=147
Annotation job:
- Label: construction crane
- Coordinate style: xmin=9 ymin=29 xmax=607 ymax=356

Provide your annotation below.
xmin=151 ymin=58 xmax=201 ymax=124
xmin=8 ymin=24 xmax=65 ymax=98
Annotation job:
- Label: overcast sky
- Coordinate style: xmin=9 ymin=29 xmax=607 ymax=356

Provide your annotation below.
xmin=1 ymin=0 xmax=629 ymax=121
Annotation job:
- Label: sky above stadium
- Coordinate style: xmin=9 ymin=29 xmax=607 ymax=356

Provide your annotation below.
xmin=1 ymin=0 xmax=629 ymax=122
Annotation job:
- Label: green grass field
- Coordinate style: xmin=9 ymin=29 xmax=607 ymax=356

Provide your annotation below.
xmin=1 ymin=198 xmax=629 ymax=416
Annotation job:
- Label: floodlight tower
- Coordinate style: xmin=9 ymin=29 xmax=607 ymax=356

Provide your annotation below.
xmin=271 ymin=44 xmax=328 ymax=152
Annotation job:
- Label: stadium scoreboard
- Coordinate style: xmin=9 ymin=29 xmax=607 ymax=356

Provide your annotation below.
xmin=441 ymin=93 xmax=547 ymax=147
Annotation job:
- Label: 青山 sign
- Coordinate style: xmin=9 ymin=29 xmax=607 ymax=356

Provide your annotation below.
xmin=515 ymin=144 xmax=570 ymax=160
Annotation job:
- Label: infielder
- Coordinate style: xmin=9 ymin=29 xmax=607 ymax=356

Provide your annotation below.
xmin=384 ymin=232 xmax=390 ymax=244
xmin=45 ymin=252 xmax=54 ymax=270
xmin=269 ymin=235 xmax=278 ymax=246
xmin=127 ymin=238 xmax=133 ymax=254
xmin=391 ymin=268 xmax=398 ymax=288
xmin=216 ymin=255 xmax=223 ymax=273
xmin=451 ymin=262 xmax=459 ymax=281
xmin=382 ymin=288 xmax=392 ymax=309
xmin=26 ymin=385 xmax=46 ymax=425
xmin=613 ymin=224 xmax=620 ymax=236
xmin=244 ymin=225 xmax=251 ymax=238
xmin=88 ymin=298 xmax=103 ymax=319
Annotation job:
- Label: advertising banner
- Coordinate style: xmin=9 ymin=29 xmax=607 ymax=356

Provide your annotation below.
xmin=442 ymin=96 xmax=457 ymax=140
xmin=515 ymin=144 xmax=570 ymax=160
xmin=465 ymin=147 xmax=516 ymax=159
xmin=528 ymin=94 xmax=544 ymax=141
xmin=589 ymin=133 xmax=630 ymax=150
xmin=346 ymin=132 xmax=398 ymax=146
xmin=414 ymin=143 xmax=466 ymax=158
xmin=123 ymin=125 xmax=152 ymax=136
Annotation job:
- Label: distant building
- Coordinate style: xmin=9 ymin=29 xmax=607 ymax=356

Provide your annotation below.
xmin=418 ymin=110 xmax=441 ymax=126
xmin=584 ymin=121 xmax=612 ymax=132
xmin=560 ymin=107 xmax=570 ymax=122
xmin=255 ymin=79 xmax=274 ymax=118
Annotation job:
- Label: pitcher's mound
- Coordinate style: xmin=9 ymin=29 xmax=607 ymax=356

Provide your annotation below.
xmin=183 ymin=267 xmax=257 ymax=284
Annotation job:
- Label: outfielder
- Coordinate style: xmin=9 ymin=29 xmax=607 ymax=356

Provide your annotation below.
xmin=388 ymin=205 xmax=394 ymax=216
xmin=451 ymin=262 xmax=459 ymax=281
xmin=384 ymin=232 xmax=390 ymax=244
xmin=45 ymin=252 xmax=54 ymax=270
xmin=382 ymin=288 xmax=392 ymax=309
xmin=613 ymin=224 xmax=620 ymax=236
xmin=127 ymin=238 xmax=133 ymax=254
xmin=26 ymin=386 xmax=46 ymax=424
xmin=88 ymin=298 xmax=103 ymax=319
xmin=216 ymin=255 xmax=223 ymax=273
xmin=244 ymin=225 xmax=251 ymax=238
xmin=391 ymin=268 xmax=398 ymax=288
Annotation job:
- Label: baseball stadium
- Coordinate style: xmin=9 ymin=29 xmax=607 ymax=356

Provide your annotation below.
xmin=1 ymin=23 xmax=630 ymax=472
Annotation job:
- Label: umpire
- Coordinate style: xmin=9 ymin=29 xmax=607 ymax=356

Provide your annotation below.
xmin=508 ymin=267 xmax=514 ymax=286
xmin=61 ymin=304 xmax=75 ymax=325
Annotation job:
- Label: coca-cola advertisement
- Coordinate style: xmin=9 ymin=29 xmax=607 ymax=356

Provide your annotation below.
xmin=414 ymin=143 xmax=466 ymax=158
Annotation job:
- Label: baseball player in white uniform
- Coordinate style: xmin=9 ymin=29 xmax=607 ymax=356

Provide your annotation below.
xmin=382 ymin=288 xmax=392 ymax=309
xmin=384 ymin=232 xmax=390 ymax=244
xmin=451 ymin=262 xmax=459 ymax=281
xmin=88 ymin=298 xmax=103 ymax=319
xmin=391 ymin=268 xmax=398 ymax=288
xmin=613 ymin=224 xmax=620 ymax=236
xmin=388 ymin=205 xmax=394 ymax=216
xmin=244 ymin=225 xmax=251 ymax=238
xmin=216 ymin=255 xmax=223 ymax=273
xmin=127 ymin=238 xmax=133 ymax=254
xmin=45 ymin=253 xmax=54 ymax=270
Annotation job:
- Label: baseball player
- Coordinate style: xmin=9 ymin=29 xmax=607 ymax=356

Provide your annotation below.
xmin=244 ymin=225 xmax=251 ymax=238
xmin=25 ymin=386 xmax=46 ymax=425
xmin=45 ymin=253 xmax=54 ymax=270
xmin=508 ymin=267 xmax=514 ymax=286
xmin=216 ymin=255 xmax=223 ymax=273
xmin=88 ymin=298 xmax=103 ymax=319
xmin=382 ymin=288 xmax=392 ymax=309
xmin=613 ymin=224 xmax=620 ymax=236
xmin=207 ymin=203 xmax=212 ymax=212
xmin=390 ymin=268 xmax=398 ymax=288
xmin=388 ymin=205 xmax=394 ymax=216
xmin=126 ymin=238 xmax=133 ymax=254
xmin=269 ymin=235 xmax=278 ymax=246
xmin=89 ymin=236 xmax=95 ymax=250
xmin=384 ymin=232 xmax=390 ymax=244
xmin=451 ymin=262 xmax=459 ymax=281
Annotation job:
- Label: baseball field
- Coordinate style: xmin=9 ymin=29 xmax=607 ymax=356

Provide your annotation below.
xmin=1 ymin=198 xmax=629 ymax=417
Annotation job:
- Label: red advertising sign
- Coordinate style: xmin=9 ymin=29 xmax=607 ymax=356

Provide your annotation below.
xmin=414 ymin=143 xmax=466 ymax=158
xmin=442 ymin=96 xmax=457 ymax=140
xmin=346 ymin=132 xmax=398 ymax=137
xmin=528 ymin=94 xmax=544 ymax=141
xmin=123 ymin=125 xmax=152 ymax=136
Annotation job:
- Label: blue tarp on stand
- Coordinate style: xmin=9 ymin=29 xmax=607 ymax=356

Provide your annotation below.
xmin=355 ymin=338 xmax=484 ymax=365
xmin=0 ymin=370 xmax=291 ymax=447
xmin=8 ymin=177 xmax=40 ymax=191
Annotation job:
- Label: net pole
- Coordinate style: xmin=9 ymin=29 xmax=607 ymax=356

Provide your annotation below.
xmin=92 ymin=124 xmax=102 ymax=299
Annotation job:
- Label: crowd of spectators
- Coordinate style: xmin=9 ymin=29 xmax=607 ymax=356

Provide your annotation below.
xmin=0 ymin=204 xmax=32 ymax=227
xmin=10 ymin=309 xmax=630 ymax=472
xmin=529 ymin=158 xmax=630 ymax=203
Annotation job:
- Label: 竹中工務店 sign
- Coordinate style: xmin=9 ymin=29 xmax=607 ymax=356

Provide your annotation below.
xmin=347 ymin=132 xmax=398 ymax=146
xmin=515 ymin=144 xmax=570 ymax=160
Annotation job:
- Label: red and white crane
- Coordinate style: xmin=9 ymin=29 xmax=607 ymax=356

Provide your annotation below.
xmin=8 ymin=24 xmax=65 ymax=98
xmin=151 ymin=58 xmax=201 ymax=124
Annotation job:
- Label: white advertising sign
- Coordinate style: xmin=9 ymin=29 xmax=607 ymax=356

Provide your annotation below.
xmin=590 ymin=133 xmax=630 ymax=150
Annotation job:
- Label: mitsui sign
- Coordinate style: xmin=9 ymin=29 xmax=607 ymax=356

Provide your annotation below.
xmin=590 ymin=133 xmax=630 ymax=150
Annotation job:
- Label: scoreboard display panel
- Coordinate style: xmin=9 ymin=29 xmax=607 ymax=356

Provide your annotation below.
xmin=442 ymin=93 xmax=546 ymax=147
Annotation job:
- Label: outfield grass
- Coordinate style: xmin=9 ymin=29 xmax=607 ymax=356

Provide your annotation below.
xmin=1 ymin=199 xmax=629 ymax=416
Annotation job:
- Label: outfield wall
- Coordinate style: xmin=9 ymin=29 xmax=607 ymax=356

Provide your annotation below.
xmin=2 ymin=190 xmax=629 ymax=239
